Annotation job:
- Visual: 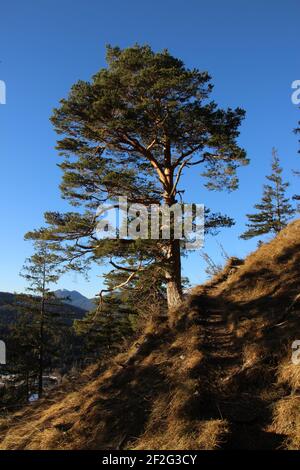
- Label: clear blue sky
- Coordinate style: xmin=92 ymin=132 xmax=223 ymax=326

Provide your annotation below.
xmin=0 ymin=0 xmax=299 ymax=297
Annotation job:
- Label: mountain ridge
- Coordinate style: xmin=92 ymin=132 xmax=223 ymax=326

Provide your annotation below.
xmin=54 ymin=289 xmax=95 ymax=312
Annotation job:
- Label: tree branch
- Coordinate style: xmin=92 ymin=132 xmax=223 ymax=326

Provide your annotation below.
xmin=92 ymin=262 xmax=143 ymax=320
xmin=170 ymin=158 xmax=190 ymax=197
xmin=109 ymin=260 xmax=141 ymax=272
xmin=172 ymin=144 xmax=204 ymax=168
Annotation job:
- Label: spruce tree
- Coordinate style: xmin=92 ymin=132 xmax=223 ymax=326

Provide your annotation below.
xmin=20 ymin=241 xmax=62 ymax=397
xmin=241 ymin=149 xmax=295 ymax=240
xmin=26 ymin=45 xmax=248 ymax=311
xmin=292 ymin=114 xmax=300 ymax=210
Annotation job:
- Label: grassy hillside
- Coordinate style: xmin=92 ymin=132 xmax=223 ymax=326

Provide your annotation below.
xmin=0 ymin=220 xmax=299 ymax=450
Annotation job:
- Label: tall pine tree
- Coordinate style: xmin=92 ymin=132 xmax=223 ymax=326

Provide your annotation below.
xmin=241 ymin=149 xmax=295 ymax=240
xmin=26 ymin=45 xmax=248 ymax=312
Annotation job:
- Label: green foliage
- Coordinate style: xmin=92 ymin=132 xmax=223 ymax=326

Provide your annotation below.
xmin=20 ymin=241 xmax=63 ymax=296
xmin=25 ymin=45 xmax=247 ymax=307
xmin=292 ymin=170 xmax=300 ymax=211
xmin=1 ymin=292 xmax=85 ymax=403
xmin=7 ymin=295 xmax=40 ymax=383
xmin=74 ymin=295 xmax=134 ymax=357
xmin=74 ymin=267 xmax=167 ymax=358
xmin=294 ymin=119 xmax=300 ymax=153
xmin=241 ymin=149 xmax=296 ymax=240
xmin=19 ymin=240 xmax=64 ymax=397
xmin=51 ymin=44 xmax=247 ymax=204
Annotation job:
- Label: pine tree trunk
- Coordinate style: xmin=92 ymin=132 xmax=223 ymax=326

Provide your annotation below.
xmin=163 ymin=180 xmax=183 ymax=310
xmin=165 ymin=234 xmax=182 ymax=310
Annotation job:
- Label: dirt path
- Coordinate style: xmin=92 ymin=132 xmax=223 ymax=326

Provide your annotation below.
xmin=192 ymin=289 xmax=285 ymax=449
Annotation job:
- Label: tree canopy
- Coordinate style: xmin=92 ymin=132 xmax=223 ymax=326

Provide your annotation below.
xmin=26 ymin=44 xmax=248 ymax=310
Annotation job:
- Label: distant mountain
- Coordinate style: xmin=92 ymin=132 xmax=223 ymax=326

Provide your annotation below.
xmin=54 ymin=289 xmax=95 ymax=312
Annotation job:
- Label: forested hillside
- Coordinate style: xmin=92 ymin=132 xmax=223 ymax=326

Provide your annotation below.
xmin=0 ymin=292 xmax=87 ymax=407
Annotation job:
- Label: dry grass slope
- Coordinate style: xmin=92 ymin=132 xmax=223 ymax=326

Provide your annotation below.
xmin=0 ymin=219 xmax=299 ymax=450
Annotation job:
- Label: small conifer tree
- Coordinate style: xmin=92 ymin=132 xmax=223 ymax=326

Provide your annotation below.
xmin=241 ymin=149 xmax=295 ymax=240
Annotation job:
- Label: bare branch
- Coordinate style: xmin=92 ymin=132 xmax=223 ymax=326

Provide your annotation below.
xmin=92 ymin=262 xmax=143 ymax=320
xmin=172 ymin=144 xmax=204 ymax=168
xmin=109 ymin=260 xmax=141 ymax=272
xmin=146 ymin=138 xmax=157 ymax=151
xmin=122 ymin=133 xmax=166 ymax=186
xmin=186 ymin=157 xmax=205 ymax=167
xmin=170 ymin=158 xmax=191 ymax=197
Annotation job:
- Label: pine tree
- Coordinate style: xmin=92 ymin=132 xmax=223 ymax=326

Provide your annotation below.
xmin=20 ymin=241 xmax=62 ymax=397
xmin=241 ymin=149 xmax=295 ymax=240
xmin=26 ymin=45 xmax=248 ymax=312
